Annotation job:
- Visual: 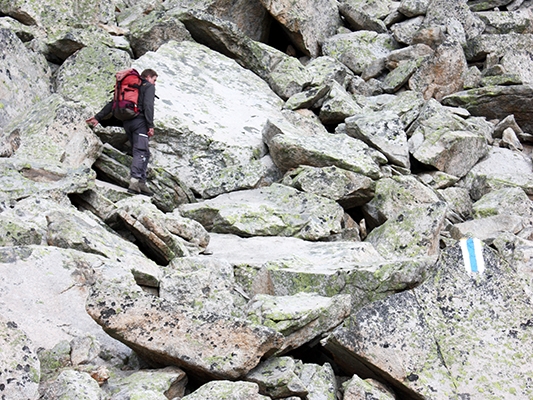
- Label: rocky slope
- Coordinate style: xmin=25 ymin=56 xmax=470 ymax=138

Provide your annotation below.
xmin=2 ymin=0 xmax=533 ymax=399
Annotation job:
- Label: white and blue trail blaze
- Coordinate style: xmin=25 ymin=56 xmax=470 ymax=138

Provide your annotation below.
xmin=459 ymin=237 xmax=485 ymax=274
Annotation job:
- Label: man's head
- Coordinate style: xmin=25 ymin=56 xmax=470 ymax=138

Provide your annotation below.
xmin=141 ymin=69 xmax=158 ymax=85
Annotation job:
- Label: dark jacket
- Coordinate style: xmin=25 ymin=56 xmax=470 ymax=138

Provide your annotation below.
xmin=95 ymin=79 xmax=156 ymax=128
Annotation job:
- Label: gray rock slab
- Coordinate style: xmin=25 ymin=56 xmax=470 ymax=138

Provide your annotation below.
xmin=181 ymin=380 xmax=269 ymax=400
xmin=179 ymin=183 xmax=345 ymax=241
xmin=86 ymin=280 xmax=283 ymax=380
xmin=0 ymin=245 xmax=132 ymax=356
xmin=0 ymin=28 xmax=51 ymax=131
xmin=442 ymin=84 xmax=533 ymax=133
xmin=461 ymin=146 xmax=533 ymax=200
xmin=203 ymin=233 xmax=435 ymax=310
xmin=132 ymin=40 xmax=285 ymax=198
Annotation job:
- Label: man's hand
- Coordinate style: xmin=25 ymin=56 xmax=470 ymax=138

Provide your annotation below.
xmin=147 ymin=128 xmax=155 ymax=137
xmin=86 ymin=117 xmax=99 ymax=127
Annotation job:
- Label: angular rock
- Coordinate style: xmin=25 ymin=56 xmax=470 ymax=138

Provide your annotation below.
xmin=55 ymin=45 xmax=131 ymax=112
xmin=408 ymin=99 xmax=490 ymax=178
xmin=179 ymin=11 xmax=310 ymax=100
xmin=305 ymin=55 xmax=354 ymax=88
xmin=346 ymin=110 xmax=410 ymax=168
xmin=259 ymin=0 xmax=342 ymax=57
xmin=39 ymin=369 xmax=104 ymax=400
xmin=127 ymin=9 xmax=192 ymax=58
xmin=0 ymin=245 xmax=132 ymax=355
xmin=382 ymin=59 xmax=419 ymax=93
xmin=247 ymin=292 xmax=351 ymax=354
xmin=0 ymin=28 xmax=51 ymax=131
xmin=318 ymin=81 xmax=362 ymax=125
xmin=450 ymin=214 xmax=526 ymax=242
xmin=0 ymin=159 xmax=96 ymax=204
xmin=263 ymin=111 xmax=385 ymax=179
xmin=322 ymin=31 xmax=400 ymax=75
xmin=468 ymin=0 xmax=517 ymax=12
xmin=0 ymin=318 xmax=40 ymax=400
xmin=390 ymin=15 xmax=425 ymax=45
xmin=70 ymin=335 xmax=100 ymax=366
xmin=169 ymin=0 xmax=271 ymax=42
xmin=398 ymin=0 xmax=430 ymax=17
xmin=438 ymin=186 xmax=473 ymax=223
xmin=460 ymin=146 xmax=533 ymax=200
xmin=409 ymin=38 xmax=468 ymax=100
xmin=181 ymin=380 xmax=269 ymax=400
xmin=114 ymin=197 xmax=210 ymax=265
xmin=365 ymin=201 xmax=448 ymax=260
xmin=476 ymin=10 xmax=533 ymax=34
xmin=472 ymin=186 xmax=533 ymax=218
xmin=297 ymin=362 xmax=337 ymax=400
xmin=423 ymin=0 xmax=485 ymax=43
xmin=1 ymin=94 xmax=103 ymax=168
xmin=323 ymin=243 xmax=533 ymax=399
xmin=442 ymin=84 xmax=533 ymax=133
xmin=281 ymin=165 xmax=375 ymax=208
xmin=86 ymin=280 xmax=283 ymax=380
xmin=204 ymin=233 xmax=435 ymax=310
xmin=104 ymin=366 xmax=187 ymax=400
xmin=45 ymin=202 xmax=162 ymax=287
xmin=246 ymin=357 xmax=307 ymax=398
xmin=338 ymin=1 xmax=387 ymax=33
xmin=343 ymin=375 xmax=395 ymax=400
xmin=362 ymin=175 xmax=441 ymax=229
xmin=284 ymin=85 xmax=330 ymax=111
xmin=160 ymin=256 xmax=245 ymax=318
xmin=179 ymin=183 xmax=345 ymax=241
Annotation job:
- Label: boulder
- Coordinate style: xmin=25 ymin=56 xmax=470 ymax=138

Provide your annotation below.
xmin=132 ymin=40 xmax=286 ymax=198
xmin=0 ymin=245 xmax=132 ymax=355
xmin=204 ymin=233 xmax=435 ymax=310
xmin=179 ymin=11 xmax=311 ymax=100
xmin=346 ymin=110 xmax=410 ymax=168
xmin=179 ymin=183 xmax=345 ymax=241
xmin=323 ymin=242 xmax=533 ymax=399
xmin=114 ymin=196 xmax=210 ymax=265
xmin=442 ymin=85 xmax=533 ymax=133
xmin=0 ymin=28 xmax=51 ymax=131
xmin=86 ymin=279 xmax=284 ymax=380
xmin=460 ymin=146 xmax=533 ymax=200
xmin=259 ymin=0 xmax=342 ymax=57
xmin=181 ymin=380 xmax=269 ymax=400
xmin=322 ymin=31 xmax=401 ymax=75
xmin=1 ymin=94 xmax=103 ymax=168
xmin=281 ymin=165 xmax=376 ymax=209
xmin=263 ymin=111 xmax=385 ymax=179
xmin=247 ymin=292 xmax=352 ymax=354
xmin=160 ymin=256 xmax=246 ymax=317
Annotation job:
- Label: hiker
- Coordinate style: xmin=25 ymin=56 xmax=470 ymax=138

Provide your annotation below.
xmin=86 ymin=68 xmax=158 ymax=196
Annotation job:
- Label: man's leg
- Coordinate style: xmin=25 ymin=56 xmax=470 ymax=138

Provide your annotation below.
xmin=128 ymin=133 xmax=152 ymax=196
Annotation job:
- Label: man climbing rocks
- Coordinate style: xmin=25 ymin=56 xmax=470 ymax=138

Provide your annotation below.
xmin=86 ymin=68 xmax=158 ymax=196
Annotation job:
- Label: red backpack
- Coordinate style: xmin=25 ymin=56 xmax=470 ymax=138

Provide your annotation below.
xmin=112 ymin=68 xmax=142 ymax=121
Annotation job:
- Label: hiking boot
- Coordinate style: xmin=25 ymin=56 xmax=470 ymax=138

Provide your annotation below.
xmin=139 ymin=181 xmax=154 ymax=197
xmin=127 ymin=178 xmax=141 ymax=194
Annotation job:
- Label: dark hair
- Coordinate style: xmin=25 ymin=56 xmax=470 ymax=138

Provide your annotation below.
xmin=141 ymin=69 xmax=158 ymax=79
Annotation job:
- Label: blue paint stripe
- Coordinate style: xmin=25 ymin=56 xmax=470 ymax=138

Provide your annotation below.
xmin=466 ymin=238 xmax=478 ymax=273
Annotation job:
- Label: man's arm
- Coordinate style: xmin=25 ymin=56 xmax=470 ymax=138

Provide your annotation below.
xmin=86 ymin=101 xmax=113 ymax=126
xmin=142 ymin=83 xmax=156 ymax=130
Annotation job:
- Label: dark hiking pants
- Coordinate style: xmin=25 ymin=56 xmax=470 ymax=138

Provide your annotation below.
xmin=124 ymin=116 xmax=150 ymax=182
